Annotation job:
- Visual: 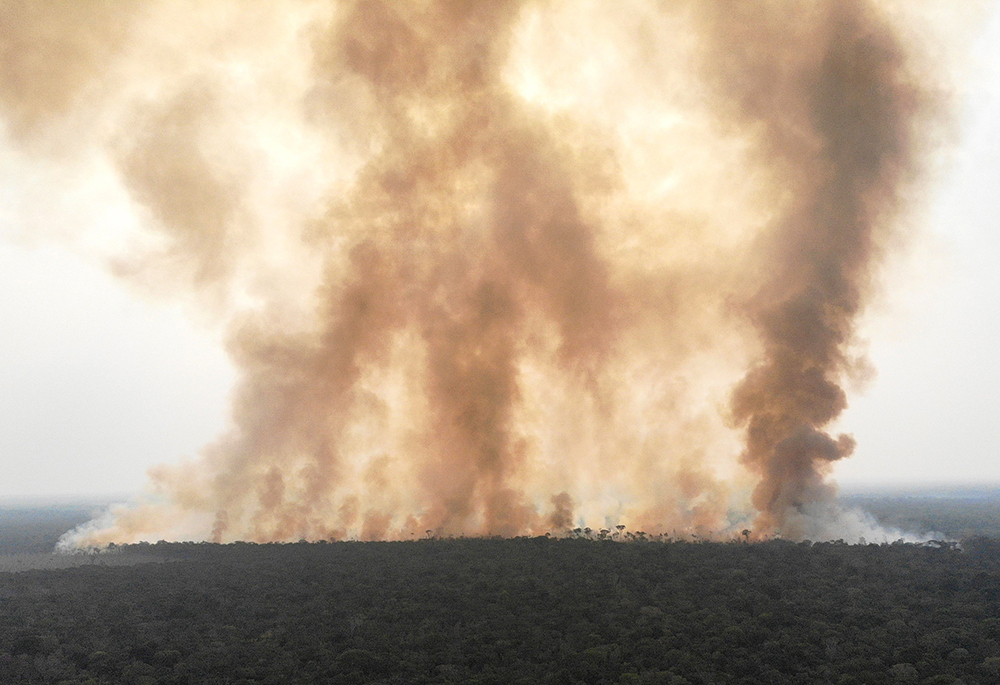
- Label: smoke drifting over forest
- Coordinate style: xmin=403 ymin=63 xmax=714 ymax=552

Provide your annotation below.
xmin=0 ymin=1 xmax=965 ymax=545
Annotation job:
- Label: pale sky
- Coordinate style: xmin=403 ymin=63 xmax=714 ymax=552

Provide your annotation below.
xmin=1 ymin=5 xmax=999 ymax=500
xmin=832 ymin=5 xmax=1000 ymax=487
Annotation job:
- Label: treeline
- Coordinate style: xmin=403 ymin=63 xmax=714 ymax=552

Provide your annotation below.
xmin=4 ymin=537 xmax=1000 ymax=684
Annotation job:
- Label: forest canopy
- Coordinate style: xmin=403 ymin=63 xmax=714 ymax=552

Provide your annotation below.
xmin=3 ymin=537 xmax=1000 ymax=685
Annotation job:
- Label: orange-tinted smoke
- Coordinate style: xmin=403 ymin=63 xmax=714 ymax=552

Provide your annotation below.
xmin=207 ymin=0 xmax=622 ymax=540
xmin=0 ymin=1 xmax=953 ymax=544
xmin=693 ymin=0 xmax=931 ymax=537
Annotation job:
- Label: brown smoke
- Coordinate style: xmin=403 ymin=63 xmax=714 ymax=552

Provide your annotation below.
xmin=692 ymin=0 xmax=935 ymax=538
xmin=0 ymin=1 xmax=959 ymax=544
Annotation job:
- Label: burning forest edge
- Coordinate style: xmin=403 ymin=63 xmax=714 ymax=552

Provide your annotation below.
xmin=56 ymin=506 xmax=949 ymax=555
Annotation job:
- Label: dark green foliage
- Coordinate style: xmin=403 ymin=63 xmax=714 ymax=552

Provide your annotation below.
xmin=2 ymin=538 xmax=1000 ymax=684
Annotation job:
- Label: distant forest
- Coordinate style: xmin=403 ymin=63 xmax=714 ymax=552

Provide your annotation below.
xmin=0 ymin=504 xmax=104 ymax=555
xmin=4 ymin=492 xmax=1000 ymax=684
xmin=840 ymin=488 xmax=1000 ymax=540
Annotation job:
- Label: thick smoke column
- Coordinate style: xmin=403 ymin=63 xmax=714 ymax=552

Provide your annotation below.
xmin=693 ymin=0 xmax=933 ymax=538
xmin=0 ymin=1 xmax=953 ymax=544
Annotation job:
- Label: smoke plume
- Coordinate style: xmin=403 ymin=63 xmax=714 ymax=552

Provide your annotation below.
xmin=0 ymin=1 xmax=960 ymax=544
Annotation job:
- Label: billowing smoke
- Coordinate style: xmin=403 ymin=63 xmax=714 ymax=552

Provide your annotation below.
xmin=694 ymin=0 xmax=933 ymax=539
xmin=0 ymin=1 xmax=962 ymax=544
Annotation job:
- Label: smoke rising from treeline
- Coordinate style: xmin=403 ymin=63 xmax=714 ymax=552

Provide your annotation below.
xmin=0 ymin=1 xmax=965 ymax=544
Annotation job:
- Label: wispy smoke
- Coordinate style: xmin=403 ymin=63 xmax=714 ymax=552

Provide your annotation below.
xmin=0 ymin=1 xmax=959 ymax=544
